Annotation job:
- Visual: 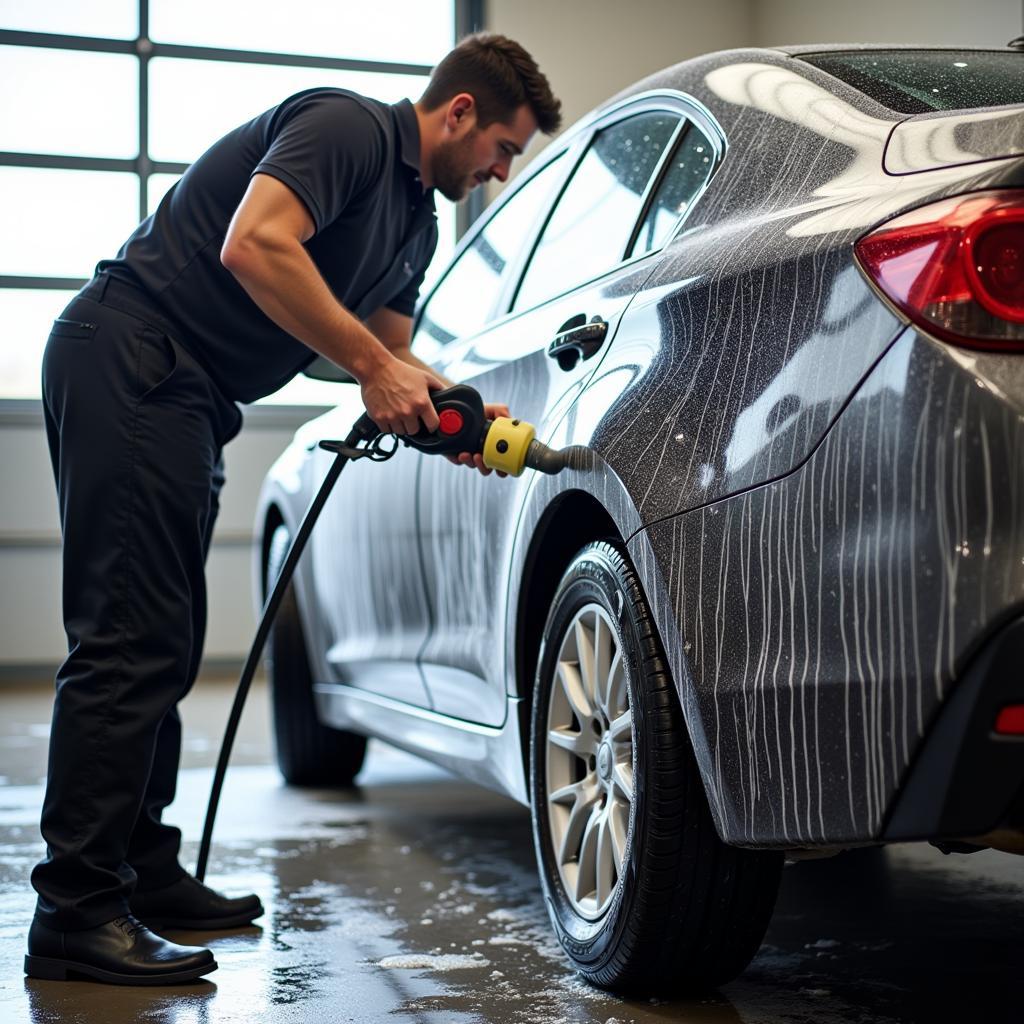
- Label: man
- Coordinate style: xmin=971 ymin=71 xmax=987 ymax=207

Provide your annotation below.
xmin=26 ymin=33 xmax=561 ymax=985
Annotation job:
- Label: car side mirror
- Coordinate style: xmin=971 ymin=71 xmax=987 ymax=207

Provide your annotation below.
xmin=302 ymin=355 xmax=357 ymax=385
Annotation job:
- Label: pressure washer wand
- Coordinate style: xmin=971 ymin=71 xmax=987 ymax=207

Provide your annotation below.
xmin=195 ymin=384 xmax=570 ymax=881
xmin=397 ymin=383 xmax=573 ymax=476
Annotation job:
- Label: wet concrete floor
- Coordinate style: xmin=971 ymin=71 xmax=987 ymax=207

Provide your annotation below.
xmin=1 ymin=676 xmax=1022 ymax=1023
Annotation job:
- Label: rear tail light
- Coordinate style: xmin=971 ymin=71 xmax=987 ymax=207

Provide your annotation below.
xmin=855 ymin=189 xmax=1024 ymax=350
xmin=994 ymin=704 xmax=1024 ymax=736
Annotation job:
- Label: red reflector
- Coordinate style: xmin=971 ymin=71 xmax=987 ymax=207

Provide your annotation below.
xmin=438 ymin=409 xmax=464 ymax=435
xmin=994 ymin=704 xmax=1024 ymax=736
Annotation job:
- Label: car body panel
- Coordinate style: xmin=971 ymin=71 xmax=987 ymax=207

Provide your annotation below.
xmin=589 ymin=51 xmax=1023 ymax=525
xmin=411 ymin=91 xmax=726 ymax=726
xmin=312 ymin=684 xmax=531 ymax=802
xmin=631 ymin=327 xmax=1024 ymax=846
xmin=279 ymin=390 xmax=434 ymax=708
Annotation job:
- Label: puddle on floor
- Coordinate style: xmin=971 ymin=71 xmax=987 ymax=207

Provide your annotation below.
xmin=1 ymin=681 xmax=1020 ymax=1024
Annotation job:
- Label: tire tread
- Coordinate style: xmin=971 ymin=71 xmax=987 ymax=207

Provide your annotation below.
xmin=532 ymin=541 xmax=782 ymax=996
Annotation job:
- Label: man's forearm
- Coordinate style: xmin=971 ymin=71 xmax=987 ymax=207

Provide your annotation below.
xmin=221 ymin=233 xmax=390 ymax=383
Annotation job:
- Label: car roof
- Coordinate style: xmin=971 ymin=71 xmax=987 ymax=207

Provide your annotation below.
xmin=600 ymin=44 xmax=1024 ymax=129
xmin=775 ymin=43 xmax=1024 ymax=56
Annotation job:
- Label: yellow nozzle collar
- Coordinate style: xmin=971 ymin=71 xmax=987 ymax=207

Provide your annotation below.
xmin=483 ymin=417 xmax=536 ymax=477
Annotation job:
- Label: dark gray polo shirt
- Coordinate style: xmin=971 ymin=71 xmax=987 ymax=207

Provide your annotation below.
xmin=99 ymin=89 xmax=438 ymax=403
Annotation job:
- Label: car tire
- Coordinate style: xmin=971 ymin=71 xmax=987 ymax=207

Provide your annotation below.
xmin=529 ymin=541 xmax=783 ymax=994
xmin=265 ymin=523 xmax=367 ymax=787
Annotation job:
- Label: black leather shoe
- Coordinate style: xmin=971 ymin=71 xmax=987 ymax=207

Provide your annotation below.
xmin=25 ymin=915 xmax=216 ymax=985
xmin=131 ymin=874 xmax=264 ymax=930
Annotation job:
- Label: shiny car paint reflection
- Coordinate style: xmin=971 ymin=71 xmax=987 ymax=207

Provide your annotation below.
xmin=256 ymin=46 xmax=1024 ymax=848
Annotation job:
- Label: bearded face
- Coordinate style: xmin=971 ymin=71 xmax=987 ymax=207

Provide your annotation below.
xmin=426 ymin=102 xmax=537 ymax=201
xmin=430 ymin=127 xmax=484 ymax=202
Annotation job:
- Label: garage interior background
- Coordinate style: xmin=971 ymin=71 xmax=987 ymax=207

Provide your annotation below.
xmin=1 ymin=0 xmax=1021 ymax=680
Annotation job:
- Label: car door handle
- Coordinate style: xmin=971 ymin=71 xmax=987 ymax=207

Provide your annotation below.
xmin=547 ymin=316 xmax=608 ymax=371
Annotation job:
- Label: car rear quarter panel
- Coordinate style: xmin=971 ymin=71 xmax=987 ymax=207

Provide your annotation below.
xmin=593 ymin=50 xmax=1024 ymax=524
xmin=631 ymin=329 xmax=1024 ymax=847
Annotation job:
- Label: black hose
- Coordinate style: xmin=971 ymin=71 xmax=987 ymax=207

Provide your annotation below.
xmin=195 ymin=416 xmax=376 ymax=881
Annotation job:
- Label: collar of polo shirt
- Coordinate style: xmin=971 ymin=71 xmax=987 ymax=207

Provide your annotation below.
xmin=393 ymin=98 xmax=428 ymax=193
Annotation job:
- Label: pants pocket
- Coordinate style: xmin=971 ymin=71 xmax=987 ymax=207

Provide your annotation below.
xmin=138 ymin=331 xmax=180 ymax=401
xmin=49 ymin=318 xmax=97 ymax=342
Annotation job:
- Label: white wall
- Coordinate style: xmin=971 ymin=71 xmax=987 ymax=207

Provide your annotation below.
xmin=489 ymin=0 xmax=753 ymax=143
xmin=0 ymin=402 xmax=325 ymax=678
xmin=753 ymin=0 xmax=1022 ymax=48
xmin=485 ymin=0 xmax=754 ymax=191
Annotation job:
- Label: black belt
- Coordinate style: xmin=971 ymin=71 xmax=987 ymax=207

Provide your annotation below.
xmin=80 ymin=274 xmax=180 ymax=339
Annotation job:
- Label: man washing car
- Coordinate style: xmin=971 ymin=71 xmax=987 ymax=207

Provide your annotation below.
xmin=27 ymin=32 xmax=561 ymax=985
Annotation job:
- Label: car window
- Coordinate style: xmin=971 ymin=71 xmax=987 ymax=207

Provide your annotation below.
xmin=512 ymin=112 xmax=679 ymax=313
xmin=800 ymin=50 xmax=1024 ymax=115
xmin=413 ymin=154 xmax=566 ymax=358
xmin=628 ymin=121 xmax=715 ymax=257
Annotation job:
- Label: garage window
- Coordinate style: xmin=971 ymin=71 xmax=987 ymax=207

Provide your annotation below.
xmin=0 ymin=1 xmax=463 ymax=402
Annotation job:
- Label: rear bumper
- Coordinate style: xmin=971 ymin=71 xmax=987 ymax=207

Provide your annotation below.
xmin=884 ymin=615 xmax=1024 ymax=842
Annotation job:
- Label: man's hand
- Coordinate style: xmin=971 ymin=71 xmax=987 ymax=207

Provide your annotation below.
xmin=360 ymin=357 xmax=445 ymax=436
xmin=446 ymin=402 xmax=511 ymax=477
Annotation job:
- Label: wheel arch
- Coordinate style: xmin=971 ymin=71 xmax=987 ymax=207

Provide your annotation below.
xmin=506 ymin=475 xmax=724 ymax=842
xmin=259 ymin=502 xmax=286 ymax=603
xmin=256 ymin=498 xmax=325 ymax=684
xmin=512 ymin=489 xmax=621 ymax=782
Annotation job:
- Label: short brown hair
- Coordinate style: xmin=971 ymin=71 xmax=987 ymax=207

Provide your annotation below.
xmin=420 ymin=33 xmax=562 ymax=135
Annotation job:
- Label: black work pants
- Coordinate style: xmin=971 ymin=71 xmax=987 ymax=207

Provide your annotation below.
xmin=32 ymin=275 xmax=242 ymax=930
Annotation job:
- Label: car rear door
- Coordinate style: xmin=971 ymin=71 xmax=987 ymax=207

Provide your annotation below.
xmin=414 ymin=98 xmax=711 ymax=726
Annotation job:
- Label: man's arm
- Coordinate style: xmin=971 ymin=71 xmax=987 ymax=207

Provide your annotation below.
xmin=220 ymin=173 xmax=442 ymax=435
xmin=364 ymin=306 xmax=453 ymax=383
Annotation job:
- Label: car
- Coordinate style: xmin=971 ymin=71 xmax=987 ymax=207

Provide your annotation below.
xmin=254 ymin=43 xmax=1024 ymax=994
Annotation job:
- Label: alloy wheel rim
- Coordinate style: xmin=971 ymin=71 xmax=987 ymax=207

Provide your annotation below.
xmin=545 ymin=603 xmax=634 ymax=920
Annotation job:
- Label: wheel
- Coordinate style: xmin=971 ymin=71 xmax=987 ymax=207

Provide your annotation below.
xmin=265 ymin=523 xmax=367 ymax=786
xmin=529 ymin=541 xmax=783 ymax=995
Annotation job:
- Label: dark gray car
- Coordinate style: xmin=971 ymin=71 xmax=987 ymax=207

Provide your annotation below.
xmin=255 ymin=45 xmax=1024 ymax=994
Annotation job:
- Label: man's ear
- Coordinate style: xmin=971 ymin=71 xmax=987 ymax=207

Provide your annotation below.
xmin=446 ymin=92 xmax=476 ymax=130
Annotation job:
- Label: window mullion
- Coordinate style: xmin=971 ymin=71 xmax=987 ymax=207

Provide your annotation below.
xmin=138 ymin=0 xmax=150 ymax=221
